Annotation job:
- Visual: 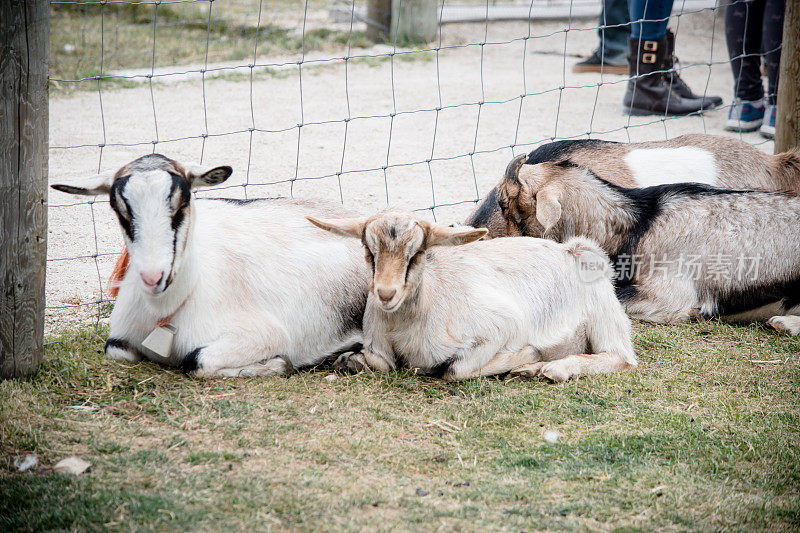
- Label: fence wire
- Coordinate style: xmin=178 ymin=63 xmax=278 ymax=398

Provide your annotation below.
xmin=45 ymin=0 xmax=778 ymax=335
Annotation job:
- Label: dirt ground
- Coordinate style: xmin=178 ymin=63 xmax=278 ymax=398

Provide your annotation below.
xmin=46 ymin=7 xmax=769 ymax=333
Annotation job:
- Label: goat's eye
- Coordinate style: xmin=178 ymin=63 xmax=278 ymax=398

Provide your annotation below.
xmin=405 ymin=244 xmax=420 ymax=260
xmin=169 ymin=192 xmax=187 ymax=214
xmin=112 ymin=198 xmax=131 ymax=221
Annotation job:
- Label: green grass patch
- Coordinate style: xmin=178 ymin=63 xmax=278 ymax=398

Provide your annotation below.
xmin=1 ymin=320 xmax=799 ymax=530
xmin=50 ymin=4 xmax=372 ymax=93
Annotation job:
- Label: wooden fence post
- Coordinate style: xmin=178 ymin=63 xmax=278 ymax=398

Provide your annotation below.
xmin=775 ymin=0 xmax=799 ymax=152
xmin=390 ymin=0 xmax=438 ymax=43
xmin=366 ymin=0 xmax=392 ymax=41
xmin=1 ymin=0 xmax=50 ymax=379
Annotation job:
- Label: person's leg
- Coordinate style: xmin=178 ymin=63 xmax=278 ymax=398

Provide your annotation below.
xmin=624 ymin=0 xmax=708 ymax=115
xmin=650 ymin=0 xmax=722 ymax=108
xmin=629 ymin=0 xmax=674 ymax=40
xmin=600 ymin=0 xmax=630 ymax=62
xmin=574 ymin=0 xmax=629 ymax=73
xmin=725 ymin=0 xmax=767 ymax=132
xmin=762 ymin=0 xmax=785 ymax=105
xmin=759 ymin=0 xmax=785 ymax=138
xmin=726 ymin=0 xmax=766 ymax=101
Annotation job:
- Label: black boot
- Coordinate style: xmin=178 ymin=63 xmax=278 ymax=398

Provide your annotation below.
xmin=664 ymin=29 xmax=723 ymax=109
xmin=623 ymin=37 xmax=707 ymax=116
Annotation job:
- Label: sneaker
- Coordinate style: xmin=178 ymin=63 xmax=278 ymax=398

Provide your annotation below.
xmin=760 ymin=104 xmax=776 ymax=139
xmin=725 ymin=98 xmax=765 ymax=132
xmin=572 ymin=50 xmax=628 ymax=74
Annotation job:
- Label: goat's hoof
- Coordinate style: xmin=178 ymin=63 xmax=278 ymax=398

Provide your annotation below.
xmin=686 ymin=308 xmax=704 ymax=322
xmin=105 ymin=338 xmax=142 ymax=362
xmin=265 ymin=356 xmax=294 ymax=377
xmin=768 ymin=318 xmax=787 ymax=333
xmin=539 ymin=361 xmax=574 ymax=383
xmin=767 ymin=317 xmax=799 ymax=336
xmin=332 ymin=351 xmax=354 ymax=370
xmin=509 ymin=362 xmax=546 ymax=379
xmin=334 ymin=351 xmax=369 ymax=373
xmin=193 ymin=357 xmax=293 ymax=378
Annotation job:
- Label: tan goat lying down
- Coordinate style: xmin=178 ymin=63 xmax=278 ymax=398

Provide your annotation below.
xmin=496 ymin=160 xmax=800 ymax=335
xmin=307 ymin=211 xmax=637 ymax=382
xmin=467 ymin=134 xmax=800 ymax=238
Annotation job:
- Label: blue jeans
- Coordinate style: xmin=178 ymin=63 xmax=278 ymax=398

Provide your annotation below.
xmin=599 ymin=0 xmax=630 ymax=61
xmin=629 ymin=0 xmax=674 ymax=40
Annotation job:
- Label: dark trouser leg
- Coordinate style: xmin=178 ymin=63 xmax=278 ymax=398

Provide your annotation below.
xmin=629 ymin=0 xmax=674 ymax=40
xmin=762 ymin=0 xmax=785 ymax=105
xmin=599 ymin=0 xmax=630 ymax=62
xmin=726 ymin=0 xmax=766 ymax=102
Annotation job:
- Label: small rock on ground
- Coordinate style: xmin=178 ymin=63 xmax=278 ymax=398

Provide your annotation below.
xmin=14 ymin=455 xmax=38 ymax=472
xmin=53 ymin=456 xmax=91 ymax=475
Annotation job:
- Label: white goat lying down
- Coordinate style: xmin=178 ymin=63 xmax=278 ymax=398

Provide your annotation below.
xmin=306 ymin=211 xmax=637 ymax=382
xmin=53 ymin=154 xmax=368 ymax=377
xmin=497 ymin=160 xmax=800 ymax=335
xmin=468 ymin=134 xmax=800 ymax=237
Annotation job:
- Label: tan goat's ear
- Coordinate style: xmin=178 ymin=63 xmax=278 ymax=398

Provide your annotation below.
xmin=51 ymin=170 xmax=116 ymax=196
xmin=305 ymin=216 xmax=366 ymax=239
xmin=425 ymin=223 xmax=488 ymax=247
xmin=535 ymin=185 xmax=562 ymax=235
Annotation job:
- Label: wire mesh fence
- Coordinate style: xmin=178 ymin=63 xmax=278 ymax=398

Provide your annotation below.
xmin=46 ymin=0 xmax=777 ymax=334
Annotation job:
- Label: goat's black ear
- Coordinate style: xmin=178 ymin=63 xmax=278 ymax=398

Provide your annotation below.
xmin=186 ymin=165 xmax=233 ymax=188
xmin=51 ymin=170 xmax=115 ymax=196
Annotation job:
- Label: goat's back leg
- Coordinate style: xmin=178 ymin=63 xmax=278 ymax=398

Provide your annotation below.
xmin=515 ymin=352 xmax=635 ymax=383
xmin=622 ymin=278 xmax=700 ymax=324
xmin=510 ymin=337 xmax=634 ymax=383
xmin=185 ymin=327 xmax=290 ymax=378
xmin=213 ymin=357 xmax=292 ymax=378
xmin=517 ymin=281 xmax=637 ymax=382
xmin=445 ymin=345 xmax=539 ymax=381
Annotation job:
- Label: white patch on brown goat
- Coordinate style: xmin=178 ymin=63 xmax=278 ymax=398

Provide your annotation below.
xmin=625 ymin=147 xmax=718 ymax=187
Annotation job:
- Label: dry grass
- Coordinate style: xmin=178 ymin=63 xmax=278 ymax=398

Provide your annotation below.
xmin=2 ymin=319 xmax=799 ymax=531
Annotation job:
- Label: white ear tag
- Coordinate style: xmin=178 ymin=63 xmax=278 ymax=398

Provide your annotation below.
xmin=140 ymin=324 xmax=177 ymax=361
